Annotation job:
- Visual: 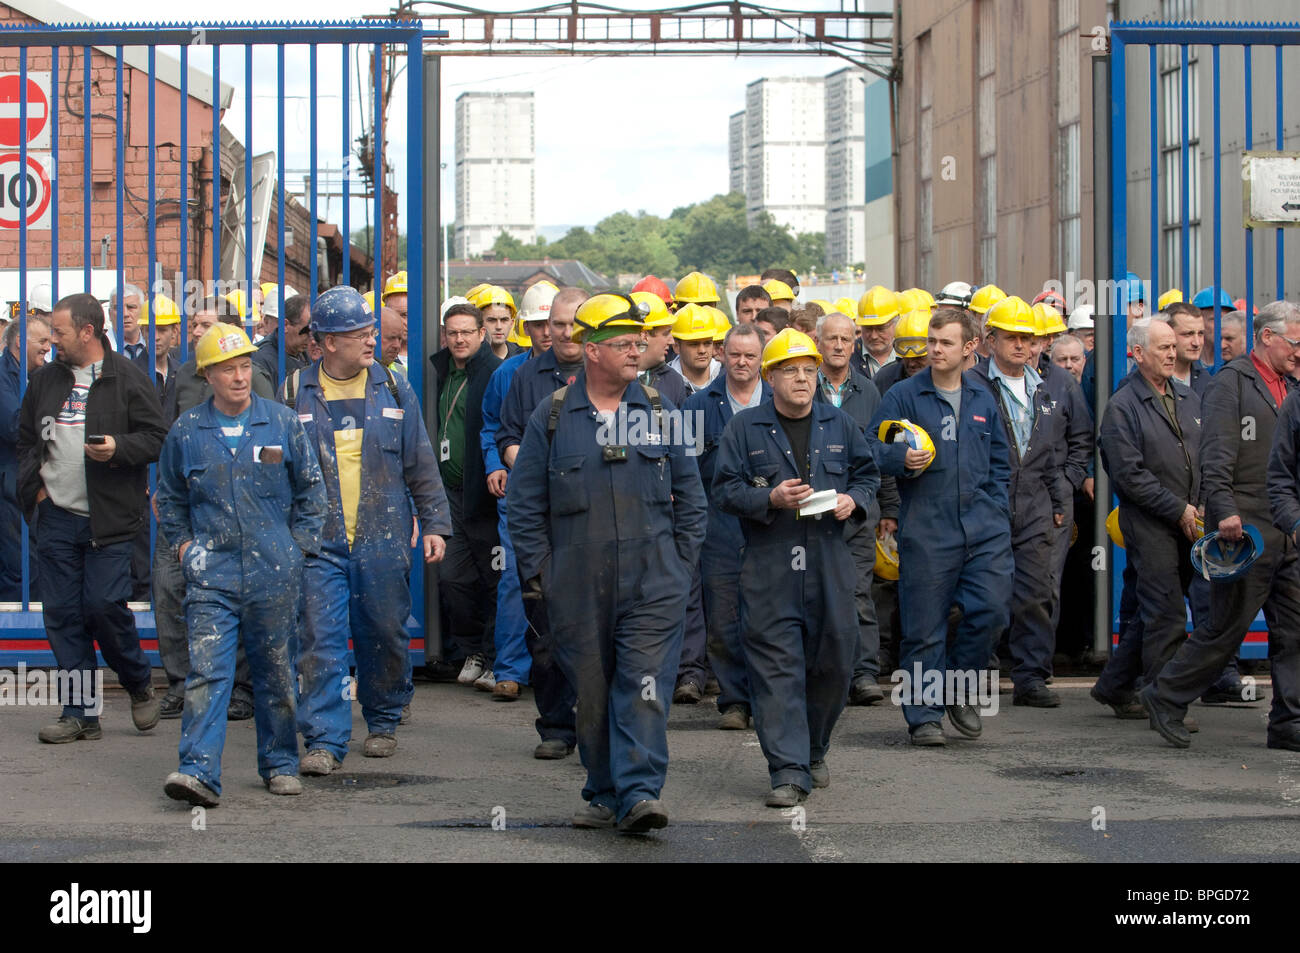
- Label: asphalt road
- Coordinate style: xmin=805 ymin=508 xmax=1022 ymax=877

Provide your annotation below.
xmin=2 ymin=675 xmax=1299 ymax=863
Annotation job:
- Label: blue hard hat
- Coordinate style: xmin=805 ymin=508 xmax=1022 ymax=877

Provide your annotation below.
xmin=1119 ymin=271 xmax=1146 ymax=306
xmin=1192 ymin=286 xmax=1235 ymax=310
xmin=310 ymin=286 xmax=375 ymax=335
xmin=1190 ymin=525 xmax=1264 ymax=582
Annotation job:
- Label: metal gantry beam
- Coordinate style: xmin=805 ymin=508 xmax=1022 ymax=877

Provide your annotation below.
xmin=388 ymin=2 xmax=894 ymax=76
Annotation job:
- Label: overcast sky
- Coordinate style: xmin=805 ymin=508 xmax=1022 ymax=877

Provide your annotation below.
xmin=88 ymin=0 xmax=885 ymax=229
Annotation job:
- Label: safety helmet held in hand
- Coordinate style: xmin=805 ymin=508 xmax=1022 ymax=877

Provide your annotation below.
xmin=195 ymin=323 xmax=258 ymax=372
xmin=1191 ymin=525 xmax=1265 ymax=582
xmin=760 ymin=327 xmax=823 ymax=380
xmin=311 ymin=286 xmax=375 ymax=335
xmin=874 ymin=531 xmax=900 ymax=580
xmin=877 ymin=419 xmax=935 ymax=473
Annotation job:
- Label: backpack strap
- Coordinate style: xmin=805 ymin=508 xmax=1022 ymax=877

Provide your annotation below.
xmin=283 ymin=368 xmax=301 ymax=410
xmin=381 ymin=363 xmax=402 ymax=406
xmin=545 ymin=385 xmax=569 ymax=448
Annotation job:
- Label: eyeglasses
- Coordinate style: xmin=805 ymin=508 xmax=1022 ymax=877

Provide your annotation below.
xmin=597 ymin=339 xmax=648 ymax=354
xmin=335 ymin=329 xmax=376 ymax=342
xmin=443 ymin=329 xmax=480 ymax=340
xmin=1272 ymin=330 xmax=1300 ymax=349
xmin=775 ymin=365 xmax=818 ymax=380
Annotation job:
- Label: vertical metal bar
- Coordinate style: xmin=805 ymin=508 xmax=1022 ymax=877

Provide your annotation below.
xmin=51 ymin=46 xmax=58 ymax=305
xmin=277 ymin=41 xmax=286 ymax=386
xmin=1149 ymin=45 xmax=1159 ymax=291
xmin=1179 ymin=44 xmax=1190 ymax=297
xmin=1107 ymin=35 xmax=1128 ymax=657
xmin=180 ymin=44 xmax=189 ymax=362
xmin=244 ymin=44 xmax=253 ymax=329
xmin=83 ymin=46 xmax=90 ymax=294
xmin=18 ymin=49 xmax=27 ymax=610
xmin=373 ymin=43 xmax=383 ymax=300
xmin=212 ymin=45 xmax=221 ymax=296
xmin=148 ymin=45 xmax=158 ymax=577
xmin=1244 ymin=45 xmax=1254 ymax=317
xmin=407 ymin=35 xmax=425 ymax=647
xmin=422 ymin=49 xmax=441 ymax=662
xmin=309 ymin=43 xmax=318 ymax=298
xmin=115 ymin=46 xmax=124 ymax=347
xmin=1213 ymin=45 xmax=1223 ymax=363
xmin=1276 ymin=45 xmax=1285 ymax=302
xmin=342 ymin=43 xmax=351 ymax=286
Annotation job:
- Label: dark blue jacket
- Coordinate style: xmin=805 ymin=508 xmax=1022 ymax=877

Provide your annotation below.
xmin=0 ymin=349 xmax=20 ymax=469
xmin=497 ymin=348 xmax=570 ymax=461
xmin=640 ymin=361 xmax=689 ymax=409
xmin=1267 ymin=388 xmax=1300 ymax=538
xmin=870 ymin=367 xmax=1012 ymax=554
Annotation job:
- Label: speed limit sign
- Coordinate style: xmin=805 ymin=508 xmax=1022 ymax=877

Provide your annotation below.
xmin=0 ymin=151 xmax=51 ymax=229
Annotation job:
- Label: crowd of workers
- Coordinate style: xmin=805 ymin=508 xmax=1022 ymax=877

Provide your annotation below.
xmin=1 ymin=263 xmax=1298 ymax=833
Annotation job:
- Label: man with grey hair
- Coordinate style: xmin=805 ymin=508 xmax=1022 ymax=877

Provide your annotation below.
xmin=1050 ymin=334 xmax=1086 ymax=384
xmin=1211 ymin=310 xmax=1248 ymax=364
xmin=109 ymin=283 xmax=148 ymax=377
xmin=1095 ymin=318 xmax=1202 ymax=719
xmin=1142 ymin=301 xmax=1300 ymax=748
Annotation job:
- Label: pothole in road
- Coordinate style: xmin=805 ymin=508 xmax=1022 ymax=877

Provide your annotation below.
xmin=997 ymin=765 xmax=1149 ymax=783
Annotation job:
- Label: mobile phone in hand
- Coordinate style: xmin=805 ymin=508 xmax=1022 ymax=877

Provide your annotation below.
xmin=86 ymin=435 xmax=107 ymax=445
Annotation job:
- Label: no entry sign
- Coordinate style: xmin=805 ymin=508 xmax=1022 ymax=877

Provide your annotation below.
xmin=0 ymin=152 xmax=52 ymax=229
xmin=0 ymin=72 xmax=51 ymax=150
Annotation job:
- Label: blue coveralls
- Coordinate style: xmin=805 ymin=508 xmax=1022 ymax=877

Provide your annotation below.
xmin=155 ymin=394 xmax=326 ymax=795
xmin=870 ymin=368 xmax=1015 ymax=729
xmin=482 ymin=351 xmax=532 ymax=686
xmin=508 ymin=374 xmax=707 ymax=820
xmin=682 ymin=375 xmax=772 ymax=715
xmin=295 ymin=362 xmax=451 ymax=758
xmin=712 ymin=399 xmax=880 ymax=791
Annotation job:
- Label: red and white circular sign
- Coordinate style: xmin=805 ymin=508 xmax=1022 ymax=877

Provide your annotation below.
xmin=0 ymin=152 xmax=52 ymax=229
xmin=0 ymin=75 xmax=49 ymax=148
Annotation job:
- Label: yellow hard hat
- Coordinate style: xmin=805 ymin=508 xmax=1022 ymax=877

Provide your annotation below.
xmin=760 ymin=327 xmax=823 ymax=380
xmin=874 ymin=531 xmax=900 ymax=580
xmin=223 ymin=289 xmax=256 ymax=322
xmin=984 ymin=295 xmax=1037 ymax=335
xmin=809 ymin=299 xmax=837 ymax=316
xmin=970 ymin=284 xmax=1007 ymax=315
xmin=259 ymin=281 xmax=277 ymax=303
xmin=762 ymin=278 xmax=796 ymax=303
xmin=507 ymin=315 xmax=532 ymax=348
xmin=469 ymin=284 xmax=518 ymax=319
xmin=383 ymin=270 xmax=409 ymax=301
xmin=362 ymin=290 xmax=375 ymax=313
xmin=1032 ymin=302 xmax=1069 ymax=336
xmin=631 ymin=290 xmax=674 ymax=329
xmin=674 ymin=271 xmax=721 ymax=306
xmin=195 ymin=323 xmax=258 ymax=372
xmin=903 ymin=287 xmax=935 ymax=309
xmin=1106 ymin=508 xmax=1124 ymax=548
xmin=143 ymin=294 xmax=181 ymax=327
xmin=892 ymin=309 xmax=931 ymax=358
xmin=671 ymin=303 xmax=718 ymax=342
xmin=706 ymin=306 xmax=732 ymax=342
xmin=463 ymin=283 xmax=491 ymax=301
xmin=1158 ymin=288 xmax=1184 ymax=311
xmin=877 ymin=419 xmax=936 ymax=472
xmin=835 ymin=297 xmax=858 ymax=319
xmin=572 ymin=293 xmax=644 ymax=344
xmin=857 ymin=285 xmax=900 ymax=326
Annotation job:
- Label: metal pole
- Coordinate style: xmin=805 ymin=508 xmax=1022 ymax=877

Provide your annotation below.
xmin=1092 ymin=52 xmax=1113 ymax=658
xmin=422 ymin=50 xmax=443 ymax=663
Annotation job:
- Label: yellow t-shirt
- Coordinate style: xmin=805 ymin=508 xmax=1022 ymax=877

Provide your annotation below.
xmin=319 ymin=367 xmax=367 ymax=547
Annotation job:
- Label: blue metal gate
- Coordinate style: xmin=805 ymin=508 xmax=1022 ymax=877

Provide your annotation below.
xmin=0 ymin=20 xmax=431 ymax=665
xmin=1107 ymin=19 xmax=1300 ymax=658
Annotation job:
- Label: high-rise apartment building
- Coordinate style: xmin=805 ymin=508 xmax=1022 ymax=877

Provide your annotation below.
xmin=454 ymin=91 xmax=536 ymax=259
xmin=742 ymin=76 xmax=827 ymax=238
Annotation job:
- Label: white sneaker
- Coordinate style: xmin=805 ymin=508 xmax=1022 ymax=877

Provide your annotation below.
xmin=473 ymin=669 xmax=497 ymax=692
xmin=457 ymin=655 xmax=485 ymax=685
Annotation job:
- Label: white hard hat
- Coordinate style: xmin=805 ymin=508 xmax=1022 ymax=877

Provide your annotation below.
xmin=519 ymin=280 xmax=559 ymax=322
xmin=29 ymin=283 xmax=53 ymax=314
xmin=935 ymin=280 xmax=974 ymax=307
xmin=440 ymin=296 xmax=470 ymax=321
xmin=262 ymin=288 xmax=281 ymax=320
xmin=1068 ymin=304 xmax=1095 ymax=330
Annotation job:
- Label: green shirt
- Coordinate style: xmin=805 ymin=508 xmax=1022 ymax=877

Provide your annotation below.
xmin=438 ymin=365 xmax=468 ymax=488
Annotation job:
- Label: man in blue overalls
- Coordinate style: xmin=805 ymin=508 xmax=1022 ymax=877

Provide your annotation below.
xmin=292 ymin=286 xmax=451 ymax=772
xmin=508 ymin=293 xmax=707 ymax=833
xmin=156 ymin=323 xmax=325 ymax=806
xmin=713 ymin=328 xmax=880 ymax=807
xmin=871 ymin=307 xmax=1015 ymax=746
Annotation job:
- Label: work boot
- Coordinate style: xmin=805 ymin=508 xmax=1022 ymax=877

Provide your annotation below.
xmin=473 ymin=669 xmax=497 ymax=692
xmin=1091 ymin=685 xmax=1146 ymax=719
xmin=159 ymin=694 xmax=184 ymax=719
xmin=164 ymin=771 xmax=219 ymax=807
xmin=266 ymin=775 xmax=303 ymax=796
xmin=849 ymin=676 xmax=885 ymax=706
xmin=457 ymin=654 xmax=486 ymax=685
xmin=363 ymin=733 xmax=397 ymax=758
xmin=703 ymin=675 xmax=721 ymax=696
xmin=765 ymin=784 xmax=807 ymax=808
xmin=533 ymin=738 xmax=574 ymax=760
xmin=400 ymin=704 xmax=411 ymax=725
xmin=226 ymin=697 xmax=254 ymax=721
xmin=810 ymin=760 xmax=830 ymax=789
xmin=908 ymin=722 xmax=946 ymax=746
xmin=300 ymin=749 xmax=341 ymax=776
xmin=130 ymin=685 xmax=160 ymax=731
xmin=673 ymin=678 xmax=703 ymax=704
xmin=1140 ymin=685 xmax=1191 ymax=749
xmin=572 ymin=801 xmax=616 ymax=829
xmin=1013 ymin=684 xmax=1061 ymax=708
xmin=946 ymin=704 xmax=983 ymax=738
xmin=717 ymin=705 xmax=750 ymax=730
xmin=38 ymin=715 xmax=102 ymax=744
xmin=493 ymin=680 xmax=521 ymax=702
xmin=618 ymin=799 xmax=669 ymax=833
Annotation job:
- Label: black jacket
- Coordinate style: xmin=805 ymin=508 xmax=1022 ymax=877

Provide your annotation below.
xmin=252 ymin=330 xmax=309 ymax=390
xmin=1203 ymin=355 xmax=1289 ymax=533
xmin=1100 ymin=370 xmax=1201 ymax=528
xmin=1037 ymin=359 xmax=1095 ymax=495
xmin=17 ymin=347 xmax=167 ymax=544
xmin=431 ymin=340 xmax=501 ymax=523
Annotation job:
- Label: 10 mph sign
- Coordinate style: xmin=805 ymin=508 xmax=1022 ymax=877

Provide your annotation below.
xmin=0 ymin=152 xmax=52 ymax=229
